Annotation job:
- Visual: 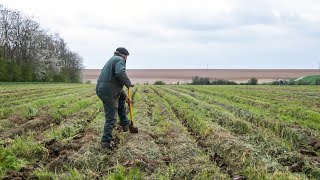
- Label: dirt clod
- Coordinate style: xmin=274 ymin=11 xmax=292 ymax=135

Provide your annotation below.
xmin=289 ymin=162 xmax=305 ymax=172
xmin=161 ymin=156 xmax=171 ymax=165
xmin=314 ymin=142 xmax=320 ymax=151
xmin=45 ymin=139 xmax=65 ymax=158
xmin=300 ymin=149 xmax=317 ymax=156
xmin=3 ymin=166 xmax=37 ymax=180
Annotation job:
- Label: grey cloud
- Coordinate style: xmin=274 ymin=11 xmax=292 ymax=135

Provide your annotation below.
xmin=162 ymin=17 xmax=232 ymax=31
xmin=159 ymin=13 xmax=276 ymax=32
xmin=278 ymin=14 xmax=320 ymax=38
xmin=155 ymin=8 xmax=320 ymax=45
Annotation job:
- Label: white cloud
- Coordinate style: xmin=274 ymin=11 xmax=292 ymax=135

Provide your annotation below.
xmin=1 ymin=0 xmax=320 ymax=68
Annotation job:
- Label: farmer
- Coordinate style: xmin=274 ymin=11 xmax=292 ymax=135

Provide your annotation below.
xmin=96 ymin=47 xmax=134 ymax=149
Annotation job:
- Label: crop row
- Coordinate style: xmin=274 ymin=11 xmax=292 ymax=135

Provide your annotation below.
xmin=159 ymin=86 xmax=320 ymax=178
xmin=196 ymin=86 xmax=320 ymax=113
xmin=178 ymin=85 xmax=320 ymax=132
xmin=0 ymin=94 xmax=102 ymax=178
xmin=151 ymin=86 xmax=310 ymax=179
xmin=173 ymin=86 xmax=320 ymax=142
xmin=0 ymin=88 xmax=96 ymax=120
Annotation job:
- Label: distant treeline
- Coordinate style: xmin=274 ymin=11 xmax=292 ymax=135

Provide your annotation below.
xmin=148 ymin=76 xmax=320 ymax=86
xmin=191 ymin=76 xmax=237 ymax=85
xmin=191 ymin=76 xmax=320 ymax=85
xmin=190 ymin=76 xmax=258 ymax=85
xmin=148 ymin=77 xmax=258 ymax=85
xmin=0 ymin=4 xmax=83 ymax=82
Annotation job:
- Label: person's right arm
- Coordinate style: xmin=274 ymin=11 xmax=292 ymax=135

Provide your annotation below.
xmin=114 ymin=59 xmax=133 ymax=88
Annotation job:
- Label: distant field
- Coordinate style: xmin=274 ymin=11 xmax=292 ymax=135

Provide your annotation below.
xmin=83 ymin=69 xmax=320 ymax=84
xmin=0 ymin=83 xmax=319 ymax=179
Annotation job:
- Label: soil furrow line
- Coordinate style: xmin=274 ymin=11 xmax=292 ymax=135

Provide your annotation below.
xmin=151 ymin=86 xmax=242 ymax=179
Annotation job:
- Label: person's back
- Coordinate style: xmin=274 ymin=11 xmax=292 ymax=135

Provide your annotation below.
xmin=96 ymin=47 xmax=132 ymax=96
xmin=97 ymin=55 xmax=125 ymax=89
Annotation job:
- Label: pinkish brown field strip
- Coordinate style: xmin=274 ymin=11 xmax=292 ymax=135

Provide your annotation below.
xmin=83 ymin=69 xmax=320 ymax=83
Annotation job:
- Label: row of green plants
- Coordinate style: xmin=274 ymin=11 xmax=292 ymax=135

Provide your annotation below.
xmin=173 ymin=86 xmax=319 ymax=145
xmin=0 ymin=96 xmax=102 ymax=179
xmin=1 ymin=85 xmax=147 ymax=179
xmin=31 ymin=105 xmax=106 ymax=179
xmin=141 ymin=87 xmax=229 ymax=179
xmin=0 ymin=135 xmax=48 ymax=178
xmin=46 ymin=100 xmax=101 ymax=141
xmin=0 ymin=83 xmax=91 ymax=92
xmin=152 ymin=86 xmax=308 ymax=179
xmin=165 ymin=86 xmax=320 ymax=179
xmin=43 ymin=86 xmax=227 ymax=179
xmin=177 ymin=86 xmax=320 ymax=152
xmin=0 ymin=86 xmax=89 ymax=109
xmin=0 ymin=87 xmax=95 ymax=119
xmin=233 ymin=85 xmax=320 ymax=99
xmin=217 ymin=86 xmax=320 ymax=112
xmin=234 ymin=85 xmax=320 ymax=98
xmin=0 ymin=84 xmax=89 ymax=100
xmin=184 ymin=86 xmax=320 ymax=132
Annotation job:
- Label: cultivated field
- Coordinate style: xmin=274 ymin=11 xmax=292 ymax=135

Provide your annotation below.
xmin=84 ymin=69 xmax=320 ymax=84
xmin=0 ymin=84 xmax=320 ymax=179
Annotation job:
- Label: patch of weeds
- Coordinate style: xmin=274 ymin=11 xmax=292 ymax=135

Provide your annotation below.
xmin=33 ymin=167 xmax=57 ymax=180
xmin=27 ymin=106 xmax=39 ymax=119
xmin=7 ymin=135 xmax=47 ymax=159
xmin=48 ymin=110 xmax=63 ymax=123
xmin=65 ymin=166 xmax=85 ymax=180
xmin=128 ymin=167 xmax=143 ymax=180
xmin=61 ymin=122 xmax=86 ymax=141
xmin=0 ymin=146 xmax=26 ymax=178
xmin=0 ymin=119 xmax=14 ymax=132
xmin=106 ymin=165 xmax=143 ymax=180
xmin=46 ymin=120 xmax=86 ymax=141
xmin=18 ymin=106 xmax=39 ymax=119
xmin=154 ymin=164 xmax=178 ymax=179
xmin=194 ymin=167 xmax=230 ymax=180
xmin=46 ymin=127 xmax=61 ymax=140
xmin=0 ymin=108 xmax=13 ymax=119
xmin=61 ymin=125 xmax=79 ymax=140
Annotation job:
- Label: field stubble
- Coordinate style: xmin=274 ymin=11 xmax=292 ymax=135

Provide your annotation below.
xmin=0 ymin=83 xmax=319 ymax=179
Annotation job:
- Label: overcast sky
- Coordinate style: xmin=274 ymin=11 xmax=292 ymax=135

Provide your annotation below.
xmin=1 ymin=0 xmax=320 ymax=69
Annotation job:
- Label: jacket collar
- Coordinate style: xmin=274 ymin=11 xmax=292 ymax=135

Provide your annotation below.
xmin=114 ymin=51 xmax=125 ymax=59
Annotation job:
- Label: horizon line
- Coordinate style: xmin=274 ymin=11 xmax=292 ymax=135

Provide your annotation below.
xmin=84 ymin=68 xmax=320 ymax=70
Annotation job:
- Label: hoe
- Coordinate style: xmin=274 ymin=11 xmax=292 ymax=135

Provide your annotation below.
xmin=128 ymin=88 xmax=139 ymax=133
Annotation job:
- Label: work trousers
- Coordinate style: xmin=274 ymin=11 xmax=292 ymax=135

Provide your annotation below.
xmin=96 ymin=85 xmax=129 ymax=143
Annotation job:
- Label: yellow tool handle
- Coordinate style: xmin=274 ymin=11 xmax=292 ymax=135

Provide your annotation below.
xmin=128 ymin=88 xmax=134 ymax=127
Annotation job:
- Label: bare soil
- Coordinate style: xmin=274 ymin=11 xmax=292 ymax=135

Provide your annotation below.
xmin=83 ymin=69 xmax=320 ymax=84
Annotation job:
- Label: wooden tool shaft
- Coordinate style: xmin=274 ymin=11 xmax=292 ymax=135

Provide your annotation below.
xmin=128 ymin=88 xmax=134 ymax=127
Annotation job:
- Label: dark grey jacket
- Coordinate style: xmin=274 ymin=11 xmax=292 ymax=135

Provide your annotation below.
xmin=96 ymin=54 xmax=132 ymax=100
